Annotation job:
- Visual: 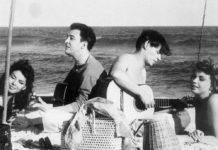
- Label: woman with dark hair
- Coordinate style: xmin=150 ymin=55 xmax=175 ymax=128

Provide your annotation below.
xmin=0 ymin=59 xmax=34 ymax=122
xmin=189 ymin=59 xmax=218 ymax=141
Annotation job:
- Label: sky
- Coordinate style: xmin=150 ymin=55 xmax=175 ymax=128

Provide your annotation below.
xmin=0 ymin=0 xmax=218 ymax=27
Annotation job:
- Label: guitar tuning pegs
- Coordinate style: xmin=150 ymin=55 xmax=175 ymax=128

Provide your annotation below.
xmin=181 ymin=96 xmax=192 ymax=102
xmin=180 ymin=96 xmax=194 ymax=108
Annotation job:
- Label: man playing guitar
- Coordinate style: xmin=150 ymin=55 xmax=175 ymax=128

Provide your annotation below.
xmin=108 ymin=30 xmax=171 ymax=122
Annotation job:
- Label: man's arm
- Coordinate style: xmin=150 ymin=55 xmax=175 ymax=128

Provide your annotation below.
xmin=110 ymin=56 xmax=142 ymax=97
xmin=110 ymin=55 xmax=154 ymax=108
xmin=54 ymin=75 xmax=97 ymax=113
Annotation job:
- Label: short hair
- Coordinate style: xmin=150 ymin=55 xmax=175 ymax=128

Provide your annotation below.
xmin=70 ymin=23 xmax=96 ymax=51
xmin=193 ymin=59 xmax=217 ymax=93
xmin=135 ymin=30 xmax=171 ymax=56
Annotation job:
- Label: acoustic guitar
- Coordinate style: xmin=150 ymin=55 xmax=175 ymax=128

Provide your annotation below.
xmin=106 ymin=81 xmax=192 ymax=123
xmin=106 ymin=81 xmax=154 ymax=123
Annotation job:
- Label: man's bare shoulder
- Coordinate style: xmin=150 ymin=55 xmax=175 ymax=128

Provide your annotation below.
xmin=110 ymin=53 xmax=136 ymax=73
xmin=116 ymin=53 xmax=136 ymax=63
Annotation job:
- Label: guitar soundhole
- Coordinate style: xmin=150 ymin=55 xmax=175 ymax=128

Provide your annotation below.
xmin=135 ymin=99 xmax=146 ymax=111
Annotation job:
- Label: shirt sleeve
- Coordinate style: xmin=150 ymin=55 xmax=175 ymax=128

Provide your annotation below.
xmin=70 ymin=75 xmax=98 ymax=112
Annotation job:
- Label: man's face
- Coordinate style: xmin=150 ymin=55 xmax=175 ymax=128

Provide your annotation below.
xmin=65 ymin=29 xmax=84 ymax=56
xmin=8 ymin=70 xmax=26 ymax=94
xmin=144 ymin=42 xmax=161 ymax=66
xmin=191 ymin=71 xmax=212 ymax=96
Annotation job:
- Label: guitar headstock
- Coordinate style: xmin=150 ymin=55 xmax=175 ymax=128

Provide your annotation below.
xmin=181 ymin=96 xmax=194 ymax=106
xmin=172 ymin=96 xmax=194 ymax=110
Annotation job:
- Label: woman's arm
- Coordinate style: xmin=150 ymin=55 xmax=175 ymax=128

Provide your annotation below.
xmin=208 ymin=94 xmax=218 ymax=138
xmin=0 ymin=96 xmax=2 ymax=106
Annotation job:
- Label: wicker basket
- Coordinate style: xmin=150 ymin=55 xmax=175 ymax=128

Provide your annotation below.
xmin=61 ymin=117 xmax=122 ymax=150
xmin=143 ymin=115 xmax=181 ymax=150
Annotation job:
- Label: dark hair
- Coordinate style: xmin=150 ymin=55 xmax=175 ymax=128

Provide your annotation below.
xmin=70 ymin=23 xmax=96 ymax=51
xmin=193 ymin=59 xmax=217 ymax=93
xmin=0 ymin=59 xmax=35 ymax=110
xmin=135 ymin=30 xmax=171 ymax=56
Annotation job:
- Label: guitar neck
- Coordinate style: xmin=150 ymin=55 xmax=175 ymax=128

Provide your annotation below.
xmin=155 ymin=98 xmax=176 ymax=107
xmin=155 ymin=97 xmax=194 ymax=109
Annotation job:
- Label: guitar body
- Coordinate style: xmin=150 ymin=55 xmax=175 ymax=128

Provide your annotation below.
xmin=106 ymin=81 xmax=154 ymax=123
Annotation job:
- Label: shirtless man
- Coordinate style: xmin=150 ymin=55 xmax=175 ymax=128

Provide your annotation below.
xmin=109 ymin=30 xmax=171 ymax=109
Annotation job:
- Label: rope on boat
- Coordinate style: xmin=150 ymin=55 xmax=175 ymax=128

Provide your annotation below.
xmin=197 ymin=0 xmax=207 ymax=61
xmin=2 ymin=0 xmax=16 ymax=124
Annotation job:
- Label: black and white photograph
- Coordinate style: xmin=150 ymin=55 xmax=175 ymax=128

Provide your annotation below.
xmin=1 ymin=0 xmax=218 ymax=149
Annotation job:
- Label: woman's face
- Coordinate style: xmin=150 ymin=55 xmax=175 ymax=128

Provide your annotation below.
xmin=191 ymin=71 xmax=212 ymax=97
xmin=8 ymin=70 xmax=26 ymax=94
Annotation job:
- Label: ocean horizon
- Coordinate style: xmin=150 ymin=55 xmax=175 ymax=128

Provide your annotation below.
xmin=1 ymin=26 xmax=218 ymax=98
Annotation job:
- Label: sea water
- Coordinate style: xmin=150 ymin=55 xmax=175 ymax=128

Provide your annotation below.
xmin=0 ymin=26 xmax=218 ymax=98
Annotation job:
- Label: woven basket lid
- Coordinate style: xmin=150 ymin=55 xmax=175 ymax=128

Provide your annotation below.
xmin=143 ymin=114 xmax=182 ymax=150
